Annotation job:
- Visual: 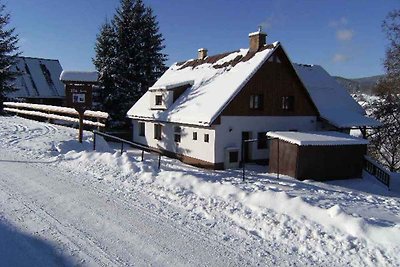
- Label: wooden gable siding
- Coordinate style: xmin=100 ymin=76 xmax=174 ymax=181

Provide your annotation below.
xmin=217 ymin=47 xmax=318 ymax=119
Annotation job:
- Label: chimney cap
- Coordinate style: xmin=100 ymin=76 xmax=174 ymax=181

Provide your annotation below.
xmin=249 ymin=25 xmax=267 ymax=37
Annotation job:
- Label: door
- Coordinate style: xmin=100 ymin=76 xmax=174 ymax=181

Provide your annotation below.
xmin=241 ymin=131 xmax=252 ymax=162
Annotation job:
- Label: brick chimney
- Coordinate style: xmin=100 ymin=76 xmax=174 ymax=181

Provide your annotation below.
xmin=249 ymin=27 xmax=267 ymax=52
xmin=198 ymin=48 xmax=208 ymax=60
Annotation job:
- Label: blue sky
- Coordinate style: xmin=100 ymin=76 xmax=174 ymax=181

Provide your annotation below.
xmin=6 ymin=0 xmax=398 ymax=78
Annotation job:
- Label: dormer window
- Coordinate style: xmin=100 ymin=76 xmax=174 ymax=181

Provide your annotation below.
xmin=155 ymin=95 xmax=162 ymax=105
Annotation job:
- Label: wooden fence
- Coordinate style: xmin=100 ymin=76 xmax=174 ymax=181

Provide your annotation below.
xmin=3 ymin=102 xmax=109 ymax=128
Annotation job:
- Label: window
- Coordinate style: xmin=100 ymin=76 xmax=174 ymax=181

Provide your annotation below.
xmin=229 ymin=151 xmax=239 ymax=163
xmin=139 ymin=122 xmax=145 ymax=137
xmin=204 ymin=133 xmax=209 ymax=143
xmin=155 ymin=95 xmax=162 ymax=106
xmin=193 ymin=132 xmax=197 ymax=140
xmin=154 ymin=124 xmax=162 ymax=140
xmin=282 ymin=96 xmax=294 ymax=111
xmin=250 ymin=94 xmax=263 ymax=110
xmin=174 ymin=126 xmax=181 ymax=143
xmin=257 ymin=132 xmax=268 ymax=149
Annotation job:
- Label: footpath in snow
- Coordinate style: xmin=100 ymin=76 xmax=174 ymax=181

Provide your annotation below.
xmin=0 ymin=115 xmax=399 ymax=266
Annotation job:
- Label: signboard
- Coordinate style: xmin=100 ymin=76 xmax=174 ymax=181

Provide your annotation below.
xmin=66 ymin=84 xmax=92 ymax=111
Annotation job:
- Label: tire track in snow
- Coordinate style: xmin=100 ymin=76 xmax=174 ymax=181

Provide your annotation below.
xmin=0 ymin=152 xmax=259 ymax=266
xmin=0 ymin=177 xmax=123 ymax=266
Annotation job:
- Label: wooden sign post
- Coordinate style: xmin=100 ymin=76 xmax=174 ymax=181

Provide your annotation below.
xmin=65 ymin=85 xmax=93 ymax=143
xmin=60 ymin=71 xmax=98 ymax=143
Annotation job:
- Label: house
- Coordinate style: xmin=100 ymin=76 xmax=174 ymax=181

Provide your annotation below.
xmin=127 ymin=30 xmax=379 ymax=169
xmin=267 ymin=131 xmax=368 ymax=180
xmin=8 ymin=57 xmax=65 ymax=106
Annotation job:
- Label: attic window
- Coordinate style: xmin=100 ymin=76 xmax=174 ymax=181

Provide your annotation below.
xmin=155 ymin=95 xmax=162 ymax=105
xmin=250 ymin=94 xmax=263 ymax=110
xmin=282 ymin=96 xmax=294 ymax=111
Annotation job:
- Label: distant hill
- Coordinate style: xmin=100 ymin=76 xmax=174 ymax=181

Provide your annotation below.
xmin=334 ymin=75 xmax=384 ymax=95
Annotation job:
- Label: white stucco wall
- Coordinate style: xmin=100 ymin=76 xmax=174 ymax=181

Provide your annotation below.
xmin=214 ymin=116 xmax=318 ymax=163
xmin=132 ymin=120 xmax=215 ymax=163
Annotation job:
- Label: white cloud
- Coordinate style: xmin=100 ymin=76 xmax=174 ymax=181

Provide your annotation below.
xmin=333 ymin=53 xmax=349 ymax=63
xmin=336 ymin=29 xmax=354 ymax=41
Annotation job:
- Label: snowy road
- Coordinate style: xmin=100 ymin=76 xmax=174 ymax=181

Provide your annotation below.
xmin=0 ymin=150 xmax=256 ymax=266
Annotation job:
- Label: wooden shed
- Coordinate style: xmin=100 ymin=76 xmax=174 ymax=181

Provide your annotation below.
xmin=267 ymin=131 xmax=368 ymax=181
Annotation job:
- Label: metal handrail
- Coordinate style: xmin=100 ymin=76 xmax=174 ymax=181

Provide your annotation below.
xmin=93 ymin=130 xmax=162 ymax=169
xmin=364 ymin=156 xmax=391 ymax=190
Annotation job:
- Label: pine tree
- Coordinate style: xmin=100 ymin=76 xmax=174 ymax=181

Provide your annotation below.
xmin=0 ymin=2 xmax=20 ymax=111
xmin=93 ymin=20 xmax=117 ymax=115
xmin=93 ymin=0 xmax=167 ymax=125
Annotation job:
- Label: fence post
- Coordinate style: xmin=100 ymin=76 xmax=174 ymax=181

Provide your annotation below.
xmin=242 ymin=140 xmax=245 ymax=181
xmin=93 ymin=132 xmax=96 ymax=151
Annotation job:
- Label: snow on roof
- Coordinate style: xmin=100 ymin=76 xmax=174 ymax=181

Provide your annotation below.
xmin=127 ymin=43 xmax=279 ymax=126
xmin=149 ymin=80 xmax=194 ymax=91
xmin=8 ymin=57 xmax=65 ymax=99
xmin=60 ymin=71 xmax=99 ymax=83
xmin=293 ymin=64 xmax=380 ymax=128
xmin=267 ymin=131 xmax=369 ymax=146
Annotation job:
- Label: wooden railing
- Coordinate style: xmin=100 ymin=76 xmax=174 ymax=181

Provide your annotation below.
xmin=3 ymin=102 xmax=109 ymax=128
xmin=364 ymin=156 xmax=391 ymax=190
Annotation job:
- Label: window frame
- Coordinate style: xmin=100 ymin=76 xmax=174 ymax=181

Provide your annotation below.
xmin=250 ymin=94 xmax=264 ymax=110
xmin=138 ymin=122 xmax=145 ymax=137
xmin=229 ymin=151 xmax=239 ymax=163
xmin=204 ymin=133 xmax=209 ymax=143
xmin=154 ymin=124 xmax=162 ymax=140
xmin=174 ymin=126 xmax=181 ymax=143
xmin=282 ymin=96 xmax=295 ymax=111
xmin=155 ymin=95 xmax=163 ymax=106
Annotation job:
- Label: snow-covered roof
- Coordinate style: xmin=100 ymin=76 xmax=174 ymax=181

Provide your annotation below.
xmin=267 ymin=131 xmax=369 ymax=146
xmin=127 ymin=43 xmax=280 ymax=126
xmin=293 ymin=64 xmax=380 ymax=128
xmin=60 ymin=71 xmax=99 ymax=83
xmin=8 ymin=57 xmax=65 ymax=99
xmin=149 ymin=80 xmax=194 ymax=91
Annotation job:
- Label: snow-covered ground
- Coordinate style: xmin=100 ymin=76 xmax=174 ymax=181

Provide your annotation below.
xmin=0 ymin=115 xmax=399 ymax=266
